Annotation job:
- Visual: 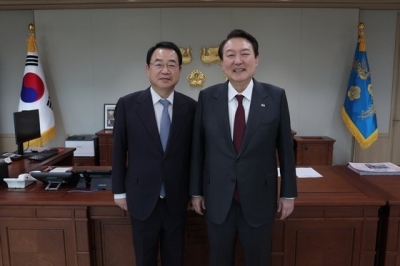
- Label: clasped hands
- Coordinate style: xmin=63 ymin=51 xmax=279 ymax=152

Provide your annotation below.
xmin=188 ymin=196 xmax=294 ymax=220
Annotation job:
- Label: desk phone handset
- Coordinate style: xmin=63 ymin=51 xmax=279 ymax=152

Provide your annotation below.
xmin=18 ymin=173 xmax=36 ymax=180
xmin=3 ymin=173 xmax=36 ymax=188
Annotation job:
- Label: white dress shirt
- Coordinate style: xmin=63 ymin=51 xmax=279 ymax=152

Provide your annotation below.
xmin=227 ymin=80 xmax=253 ymax=139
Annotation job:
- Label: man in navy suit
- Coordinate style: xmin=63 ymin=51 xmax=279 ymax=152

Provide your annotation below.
xmin=112 ymin=41 xmax=196 ymax=266
xmin=190 ymin=29 xmax=297 ymax=266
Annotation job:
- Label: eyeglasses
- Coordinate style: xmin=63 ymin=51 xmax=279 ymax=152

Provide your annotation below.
xmin=149 ymin=62 xmax=179 ymax=71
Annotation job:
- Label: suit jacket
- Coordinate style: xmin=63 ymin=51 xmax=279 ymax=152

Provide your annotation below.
xmin=112 ymin=88 xmax=197 ymax=221
xmin=190 ymin=79 xmax=297 ymax=227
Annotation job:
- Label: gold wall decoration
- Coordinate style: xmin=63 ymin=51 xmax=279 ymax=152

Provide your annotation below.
xmin=201 ymin=46 xmax=221 ymax=64
xmin=179 ymin=47 xmax=192 ymax=64
xmin=187 ymin=69 xmax=206 ymax=87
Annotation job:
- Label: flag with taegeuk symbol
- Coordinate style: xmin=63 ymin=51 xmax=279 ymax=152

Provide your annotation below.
xmin=341 ymin=22 xmax=378 ymax=149
xmin=18 ymin=23 xmax=55 ymax=147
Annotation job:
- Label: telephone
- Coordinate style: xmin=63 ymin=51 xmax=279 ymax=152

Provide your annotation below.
xmin=3 ymin=173 xmax=36 ymax=188
xmin=17 ymin=173 xmax=36 ymax=180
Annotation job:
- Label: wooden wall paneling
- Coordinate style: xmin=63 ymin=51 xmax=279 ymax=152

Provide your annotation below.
xmin=354 ymin=133 xmax=391 ymax=163
xmin=1 ymin=0 xmax=400 ymax=10
xmin=0 ymin=134 xmax=15 ymax=153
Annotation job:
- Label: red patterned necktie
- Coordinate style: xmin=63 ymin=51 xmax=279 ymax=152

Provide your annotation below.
xmin=233 ymin=95 xmax=245 ymax=202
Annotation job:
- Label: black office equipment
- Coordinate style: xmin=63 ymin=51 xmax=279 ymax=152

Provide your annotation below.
xmin=73 ymin=169 xmax=111 ymax=190
xmin=13 ymin=109 xmax=41 ymax=155
xmin=28 ymin=149 xmax=59 ymax=161
xmin=0 ymin=162 xmax=9 ymax=182
xmin=86 ymin=169 xmax=112 ymax=190
xmin=30 ymin=169 xmax=79 ymax=190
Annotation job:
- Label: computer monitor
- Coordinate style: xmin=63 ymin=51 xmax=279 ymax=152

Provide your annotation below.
xmin=13 ymin=109 xmax=41 ymax=155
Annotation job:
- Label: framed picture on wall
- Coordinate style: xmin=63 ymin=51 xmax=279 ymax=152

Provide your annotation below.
xmin=104 ymin=104 xmax=116 ymax=129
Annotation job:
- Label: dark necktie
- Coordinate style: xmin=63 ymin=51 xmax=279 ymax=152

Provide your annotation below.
xmin=159 ymin=99 xmax=170 ymax=198
xmin=233 ymin=95 xmax=245 ymax=202
xmin=233 ymin=95 xmax=246 ymax=153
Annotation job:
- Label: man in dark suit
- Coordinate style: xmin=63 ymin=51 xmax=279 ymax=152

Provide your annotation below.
xmin=112 ymin=41 xmax=197 ymax=266
xmin=190 ymin=29 xmax=297 ymax=266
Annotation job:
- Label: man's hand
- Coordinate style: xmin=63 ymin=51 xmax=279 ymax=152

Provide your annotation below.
xmin=115 ymin=198 xmax=128 ymax=211
xmin=277 ymin=198 xmax=294 ymax=220
xmin=190 ymin=196 xmax=206 ymax=215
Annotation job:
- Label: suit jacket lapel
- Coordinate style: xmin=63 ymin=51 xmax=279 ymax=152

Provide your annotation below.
xmin=136 ymin=88 xmax=164 ymax=153
xmin=211 ymin=82 xmax=237 ymax=154
xmin=240 ymin=79 xmax=269 ymax=155
xmin=166 ymin=92 xmax=187 ymax=154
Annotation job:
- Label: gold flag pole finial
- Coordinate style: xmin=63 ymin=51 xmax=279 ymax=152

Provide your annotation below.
xmin=358 ymin=22 xmax=366 ymax=52
xmin=27 ymin=23 xmax=36 ymax=53
xmin=28 ymin=23 xmax=35 ymax=34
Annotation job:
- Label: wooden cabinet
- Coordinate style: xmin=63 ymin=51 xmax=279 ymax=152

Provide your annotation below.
xmin=96 ymin=130 xmax=113 ymax=166
xmin=294 ymin=136 xmax=335 ymax=166
xmin=90 ymin=206 xmax=136 ymax=265
xmin=0 ymin=205 xmax=90 ymax=266
xmin=74 ymin=156 xmax=98 ymax=166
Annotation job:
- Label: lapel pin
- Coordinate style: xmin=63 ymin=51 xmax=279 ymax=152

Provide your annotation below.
xmin=261 ymin=104 xmax=265 ymax=107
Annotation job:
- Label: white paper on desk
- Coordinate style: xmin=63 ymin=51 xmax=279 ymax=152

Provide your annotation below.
xmin=277 ymin=167 xmax=322 ymax=178
xmin=50 ymin=167 xmax=72 ymax=173
xmin=296 ymin=167 xmax=322 ymax=178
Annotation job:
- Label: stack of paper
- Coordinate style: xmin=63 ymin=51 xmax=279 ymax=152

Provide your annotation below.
xmin=348 ymin=162 xmax=400 ymax=175
xmin=49 ymin=167 xmax=72 ymax=173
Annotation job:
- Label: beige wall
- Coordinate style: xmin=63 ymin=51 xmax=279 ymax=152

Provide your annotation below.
xmin=0 ymin=134 xmax=16 ymax=153
xmin=0 ymin=8 xmax=399 ymax=165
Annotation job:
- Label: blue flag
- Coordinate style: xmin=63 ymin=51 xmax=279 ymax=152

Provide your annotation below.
xmin=341 ymin=22 xmax=378 ymax=149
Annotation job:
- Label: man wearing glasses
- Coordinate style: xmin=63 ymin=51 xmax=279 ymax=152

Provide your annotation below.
xmin=112 ymin=41 xmax=197 ymax=266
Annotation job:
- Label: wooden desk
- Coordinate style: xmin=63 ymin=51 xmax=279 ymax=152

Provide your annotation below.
xmin=276 ymin=166 xmax=384 ymax=266
xmin=333 ymin=166 xmax=400 ymax=266
xmin=0 ymin=166 xmax=385 ymax=266
xmin=6 ymin=148 xmax=75 ymax=177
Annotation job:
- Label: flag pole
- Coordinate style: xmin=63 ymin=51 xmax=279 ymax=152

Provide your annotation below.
xmin=351 ymin=136 xmax=356 ymax=162
xmin=19 ymin=23 xmax=56 ymax=147
xmin=341 ymin=22 xmax=378 ymax=152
